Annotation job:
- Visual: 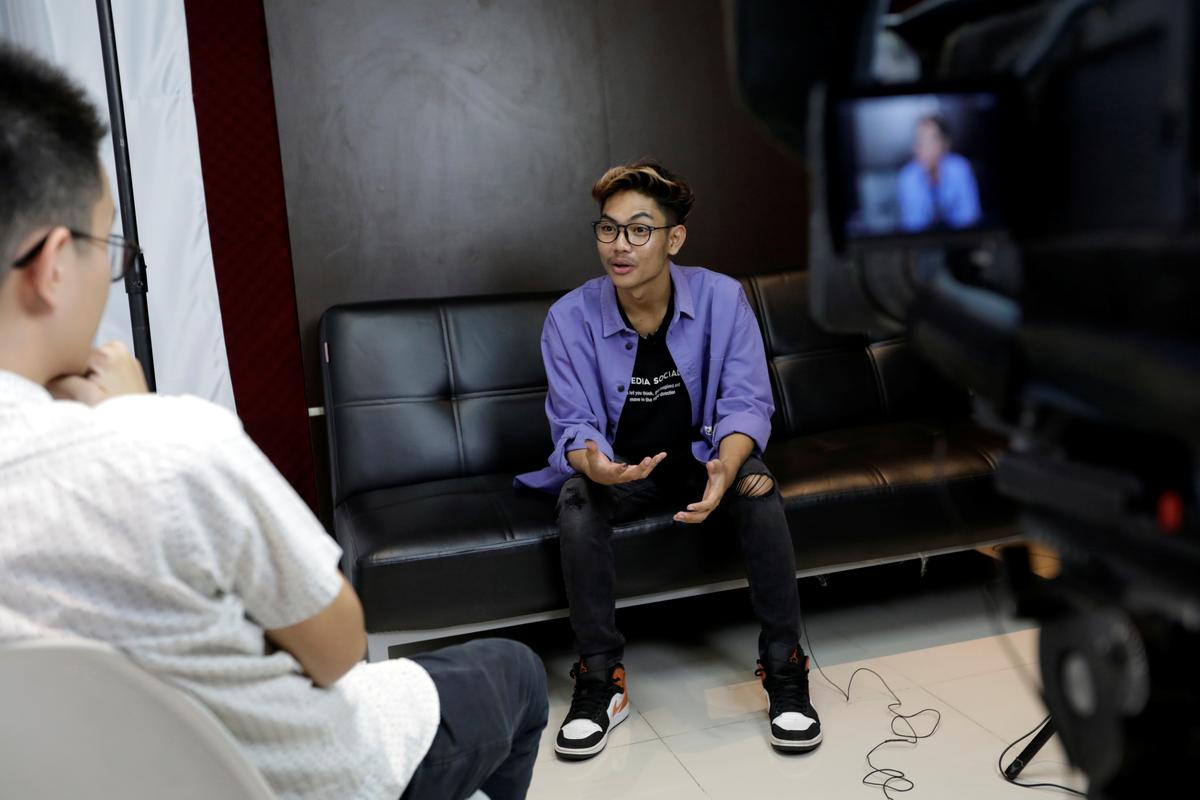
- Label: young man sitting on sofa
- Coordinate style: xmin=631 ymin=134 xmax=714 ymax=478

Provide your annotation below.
xmin=516 ymin=160 xmax=822 ymax=760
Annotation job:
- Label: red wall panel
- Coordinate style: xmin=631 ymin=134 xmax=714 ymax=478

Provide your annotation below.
xmin=184 ymin=0 xmax=317 ymax=510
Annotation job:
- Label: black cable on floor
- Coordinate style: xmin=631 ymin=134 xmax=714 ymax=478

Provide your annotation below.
xmin=935 ymin=434 xmax=1087 ymax=797
xmin=997 ymin=715 xmax=1086 ymax=796
xmin=800 ymin=607 xmax=942 ymax=800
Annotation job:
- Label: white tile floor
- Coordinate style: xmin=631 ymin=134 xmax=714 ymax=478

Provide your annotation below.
xmin=514 ymin=557 xmax=1088 ymax=799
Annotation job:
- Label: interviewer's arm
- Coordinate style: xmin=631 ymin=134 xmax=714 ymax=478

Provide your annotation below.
xmin=160 ymin=401 xmax=364 ymax=689
xmin=266 ymin=576 xmax=366 ymax=687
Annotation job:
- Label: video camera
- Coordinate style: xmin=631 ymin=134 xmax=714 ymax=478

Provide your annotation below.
xmin=728 ymin=1 xmax=1200 ymax=796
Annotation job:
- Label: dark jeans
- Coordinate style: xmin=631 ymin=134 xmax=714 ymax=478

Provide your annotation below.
xmin=556 ymin=455 xmax=800 ymax=662
xmin=402 ymin=639 xmax=549 ymax=800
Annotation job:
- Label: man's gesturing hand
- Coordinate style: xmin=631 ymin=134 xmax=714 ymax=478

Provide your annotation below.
xmin=47 ymin=341 xmax=149 ymax=405
xmin=580 ymin=440 xmax=666 ymax=485
xmin=674 ymin=458 xmax=731 ymax=524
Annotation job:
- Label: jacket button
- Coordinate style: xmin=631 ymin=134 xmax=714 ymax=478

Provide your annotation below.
xmin=617 ymin=384 xmax=625 ymax=392
xmin=625 ymin=342 xmax=633 ymax=350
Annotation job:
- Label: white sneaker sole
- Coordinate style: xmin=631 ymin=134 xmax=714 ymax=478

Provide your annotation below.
xmin=554 ymin=696 xmax=630 ymax=759
xmin=762 ymin=687 xmax=822 ymax=752
xmin=769 ymin=729 xmax=823 ymax=751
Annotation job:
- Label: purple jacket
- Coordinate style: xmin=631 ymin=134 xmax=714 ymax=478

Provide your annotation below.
xmin=516 ymin=263 xmax=774 ymax=493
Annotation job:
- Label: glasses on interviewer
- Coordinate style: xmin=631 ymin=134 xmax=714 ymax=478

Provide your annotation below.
xmin=10 ymin=229 xmax=141 ymax=283
xmin=592 ymin=219 xmax=673 ymax=247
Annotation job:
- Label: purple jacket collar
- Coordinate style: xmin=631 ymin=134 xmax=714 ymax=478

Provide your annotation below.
xmin=599 ymin=262 xmax=696 ymax=338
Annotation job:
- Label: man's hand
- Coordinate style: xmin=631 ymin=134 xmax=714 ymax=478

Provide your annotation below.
xmin=573 ymin=439 xmax=666 ymax=486
xmin=674 ymin=458 xmax=732 ymax=524
xmin=46 ymin=341 xmax=149 ymax=405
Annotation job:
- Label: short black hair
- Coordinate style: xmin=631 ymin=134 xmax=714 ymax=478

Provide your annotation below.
xmin=918 ymin=114 xmax=951 ymax=141
xmin=0 ymin=43 xmax=107 ymax=277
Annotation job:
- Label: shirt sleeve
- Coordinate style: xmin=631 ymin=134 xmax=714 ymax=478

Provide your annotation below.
xmin=542 ymin=311 xmax=613 ymax=474
xmin=171 ymin=418 xmax=344 ymax=632
xmin=712 ymin=287 xmax=774 ymax=454
xmin=897 ymin=162 xmax=930 ymax=231
xmin=945 ymin=155 xmax=982 ymax=228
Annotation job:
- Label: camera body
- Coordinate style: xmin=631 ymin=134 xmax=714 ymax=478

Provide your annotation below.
xmin=729 ymin=1 xmax=1200 ymax=794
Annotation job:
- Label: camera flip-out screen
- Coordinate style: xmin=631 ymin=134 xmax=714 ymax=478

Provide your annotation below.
xmin=830 ymin=88 xmax=1007 ymax=246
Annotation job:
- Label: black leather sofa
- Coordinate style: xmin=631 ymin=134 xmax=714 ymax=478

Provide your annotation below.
xmin=320 ymin=270 xmax=1017 ymax=660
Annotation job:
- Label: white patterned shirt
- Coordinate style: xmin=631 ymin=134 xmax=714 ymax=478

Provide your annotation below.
xmin=0 ymin=370 xmax=439 ymax=800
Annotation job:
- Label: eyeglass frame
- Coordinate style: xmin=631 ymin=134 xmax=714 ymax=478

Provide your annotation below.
xmin=9 ymin=227 xmax=141 ymax=283
xmin=591 ymin=218 xmax=676 ymax=247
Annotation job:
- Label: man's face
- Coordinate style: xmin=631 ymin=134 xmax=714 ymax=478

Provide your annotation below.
xmin=596 ymin=189 xmax=683 ymax=293
xmin=913 ymin=120 xmax=949 ymax=170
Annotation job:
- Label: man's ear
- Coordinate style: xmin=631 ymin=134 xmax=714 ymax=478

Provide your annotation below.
xmin=19 ymin=227 xmax=72 ymax=312
xmin=667 ymin=224 xmax=687 ymax=256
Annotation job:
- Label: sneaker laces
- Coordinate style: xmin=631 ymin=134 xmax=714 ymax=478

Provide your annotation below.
xmin=566 ymin=665 xmax=615 ymax=722
xmin=755 ymin=663 xmax=812 ymax=714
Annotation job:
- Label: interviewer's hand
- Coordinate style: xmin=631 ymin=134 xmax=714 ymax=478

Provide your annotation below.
xmin=581 ymin=440 xmax=666 ymax=485
xmin=47 ymin=341 xmax=149 ymax=405
xmin=674 ymin=458 xmax=731 ymax=524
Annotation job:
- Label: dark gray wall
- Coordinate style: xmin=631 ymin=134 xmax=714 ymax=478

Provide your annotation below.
xmin=263 ymin=0 xmax=807 ymax=409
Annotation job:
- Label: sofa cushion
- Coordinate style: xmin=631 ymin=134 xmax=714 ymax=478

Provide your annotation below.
xmin=339 ymin=419 xmax=1011 ymax=633
xmin=746 ymin=271 xmax=968 ymax=437
xmin=321 ymin=294 xmax=555 ymax=505
xmin=769 ymin=418 xmax=997 ymax=499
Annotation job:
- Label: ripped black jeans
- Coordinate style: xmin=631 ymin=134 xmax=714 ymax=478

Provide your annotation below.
xmin=556 ymin=455 xmax=800 ymax=662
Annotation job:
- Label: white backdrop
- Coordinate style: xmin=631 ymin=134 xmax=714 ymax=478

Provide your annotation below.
xmin=0 ymin=0 xmax=235 ymax=410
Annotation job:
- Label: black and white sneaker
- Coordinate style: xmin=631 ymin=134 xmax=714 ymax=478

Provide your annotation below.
xmin=755 ymin=644 xmax=822 ymax=753
xmin=554 ymin=657 xmax=629 ymax=760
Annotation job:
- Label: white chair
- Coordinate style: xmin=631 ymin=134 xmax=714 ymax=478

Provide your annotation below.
xmin=0 ymin=638 xmax=492 ymax=800
xmin=0 ymin=638 xmax=276 ymax=799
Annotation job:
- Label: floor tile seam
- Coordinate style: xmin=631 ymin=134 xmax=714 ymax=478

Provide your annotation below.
xmin=880 ymin=656 xmax=1034 ymax=687
xmin=917 ymin=692 xmax=1057 ymax=757
xmin=654 ymin=709 xmax=766 ymax=742
xmin=918 ymin=663 xmax=1045 ymax=707
xmin=913 ymin=680 xmax=1023 ymax=748
xmin=631 ymin=704 xmax=670 ymax=742
xmin=836 ymin=629 xmax=1038 ymax=660
xmin=824 ymin=615 xmax=1038 ymax=649
xmin=658 ymin=734 xmax=712 ymax=797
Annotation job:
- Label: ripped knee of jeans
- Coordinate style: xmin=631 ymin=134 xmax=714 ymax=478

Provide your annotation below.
xmin=733 ymin=472 xmax=775 ymax=498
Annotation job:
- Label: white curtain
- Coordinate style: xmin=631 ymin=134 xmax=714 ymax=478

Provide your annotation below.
xmin=0 ymin=0 xmax=235 ymax=410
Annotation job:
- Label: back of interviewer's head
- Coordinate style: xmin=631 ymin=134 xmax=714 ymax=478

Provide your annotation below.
xmin=0 ymin=43 xmax=107 ymax=283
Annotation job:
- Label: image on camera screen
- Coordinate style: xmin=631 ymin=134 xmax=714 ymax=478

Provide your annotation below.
xmin=835 ymin=91 xmax=1004 ymax=240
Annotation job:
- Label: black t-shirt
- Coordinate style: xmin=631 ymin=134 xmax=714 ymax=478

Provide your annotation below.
xmin=612 ymin=292 xmax=694 ymax=463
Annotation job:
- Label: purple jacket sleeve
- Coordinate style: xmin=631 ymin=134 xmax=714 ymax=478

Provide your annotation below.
xmin=712 ymin=288 xmax=774 ymax=453
xmin=542 ymin=312 xmax=614 ymax=476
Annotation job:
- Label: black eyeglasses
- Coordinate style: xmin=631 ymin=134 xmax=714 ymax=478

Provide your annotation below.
xmin=592 ymin=219 xmax=673 ymax=247
xmin=11 ymin=229 xmax=140 ymax=283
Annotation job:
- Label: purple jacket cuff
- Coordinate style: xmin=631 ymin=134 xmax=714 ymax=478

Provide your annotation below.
xmin=551 ymin=424 xmax=612 ymax=474
xmin=713 ymin=411 xmax=770 ymax=455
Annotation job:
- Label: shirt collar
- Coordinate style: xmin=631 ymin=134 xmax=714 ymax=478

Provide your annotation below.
xmin=600 ymin=261 xmax=695 ymax=338
xmin=0 ymin=370 xmax=53 ymax=406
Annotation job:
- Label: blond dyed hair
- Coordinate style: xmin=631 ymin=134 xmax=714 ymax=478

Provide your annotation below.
xmin=591 ymin=159 xmax=695 ymax=225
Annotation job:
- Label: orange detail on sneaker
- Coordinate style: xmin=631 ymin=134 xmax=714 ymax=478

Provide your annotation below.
xmin=613 ymin=667 xmax=628 ymax=713
xmin=787 ymin=648 xmax=800 ymax=664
